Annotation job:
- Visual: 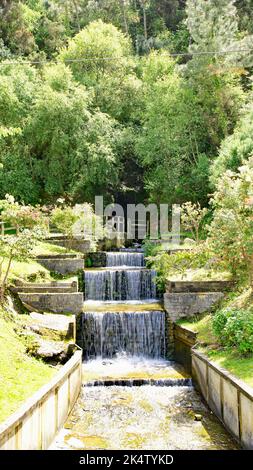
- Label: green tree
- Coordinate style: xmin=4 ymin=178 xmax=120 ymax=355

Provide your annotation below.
xmin=181 ymin=202 xmax=208 ymax=242
xmin=208 ymin=158 xmax=253 ymax=285
xmin=59 ymin=20 xmax=132 ymax=84
xmin=186 ymin=0 xmax=253 ymax=67
xmin=210 ymin=102 xmax=253 ymax=186
xmin=0 ymin=62 xmax=122 ymax=204
xmin=0 ymin=0 xmax=39 ymax=55
xmin=137 ymin=52 xmax=211 ymax=205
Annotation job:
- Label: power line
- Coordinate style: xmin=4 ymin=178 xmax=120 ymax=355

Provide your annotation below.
xmin=0 ymin=48 xmax=252 ymax=66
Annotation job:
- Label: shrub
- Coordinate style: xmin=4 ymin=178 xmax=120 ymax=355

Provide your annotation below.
xmin=51 ymin=203 xmax=105 ymax=251
xmin=181 ymin=202 xmax=208 ymax=242
xmin=0 ymin=228 xmax=44 ymax=301
xmin=146 ymin=243 xmax=212 ymax=292
xmin=0 ymin=194 xmax=47 ymax=234
xmin=213 ymin=307 xmax=253 ymax=355
xmin=208 ymin=158 xmax=253 ymax=286
xmin=142 ymin=240 xmax=162 ymax=258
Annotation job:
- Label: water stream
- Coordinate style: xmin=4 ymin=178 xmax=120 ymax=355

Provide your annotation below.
xmin=106 ymin=252 xmax=144 ymax=267
xmin=83 ymin=268 xmax=157 ymax=301
xmin=81 ymin=311 xmax=166 ymax=360
xmin=51 ymin=251 xmax=239 ymax=450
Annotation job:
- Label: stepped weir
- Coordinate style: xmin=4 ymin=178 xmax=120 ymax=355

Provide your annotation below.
xmin=50 ymin=249 xmax=239 ymax=450
xmin=82 ymin=250 xmax=163 ymax=360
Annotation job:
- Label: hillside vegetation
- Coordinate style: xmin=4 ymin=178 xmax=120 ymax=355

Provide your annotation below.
xmin=0 ymin=305 xmax=55 ymax=422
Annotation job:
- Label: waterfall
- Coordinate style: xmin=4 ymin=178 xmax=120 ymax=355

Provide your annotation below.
xmin=84 ymin=378 xmax=192 ymax=387
xmin=106 ymin=252 xmax=144 ymax=267
xmin=84 ymin=269 xmax=157 ymax=301
xmin=81 ymin=311 xmax=166 ymax=360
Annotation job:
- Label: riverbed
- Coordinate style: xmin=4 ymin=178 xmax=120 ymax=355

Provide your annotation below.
xmin=51 ymin=385 xmax=239 ymax=450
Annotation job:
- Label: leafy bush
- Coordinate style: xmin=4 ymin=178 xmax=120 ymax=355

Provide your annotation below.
xmin=213 ymin=307 xmax=253 ymax=355
xmin=181 ymin=202 xmax=208 ymax=242
xmin=51 ymin=202 xmax=105 ymax=251
xmin=0 ymin=194 xmax=47 ymax=233
xmin=208 ymin=158 xmax=253 ymax=285
xmin=51 ymin=206 xmax=78 ymax=238
xmin=146 ymin=243 xmax=213 ymax=292
xmin=142 ymin=240 xmax=162 ymax=258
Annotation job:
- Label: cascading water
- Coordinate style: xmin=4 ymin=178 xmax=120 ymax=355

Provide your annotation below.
xmin=51 ymin=250 xmax=238 ymax=451
xmin=84 ymin=269 xmax=157 ymax=301
xmin=82 ymin=252 xmax=161 ymax=362
xmin=82 ymin=311 xmax=166 ymax=360
xmin=106 ymin=252 xmax=144 ymax=267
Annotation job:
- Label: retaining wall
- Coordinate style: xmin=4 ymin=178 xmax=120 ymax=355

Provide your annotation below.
xmin=0 ymin=349 xmax=82 ymax=450
xmin=174 ymin=324 xmax=197 ymax=374
xmin=19 ymin=292 xmax=84 ymax=314
xmin=166 ymin=280 xmax=233 ymax=293
xmin=192 ymin=349 xmax=253 ymax=449
xmin=164 ymin=292 xmax=224 ymax=321
xmin=46 ymin=238 xmax=91 ymax=253
xmin=37 ymin=258 xmax=84 ymax=275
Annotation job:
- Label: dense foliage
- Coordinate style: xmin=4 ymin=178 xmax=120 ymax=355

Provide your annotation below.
xmin=213 ymin=307 xmax=253 ymax=355
xmin=0 ymin=1 xmax=253 ymax=207
xmin=209 ymin=158 xmax=253 ymax=285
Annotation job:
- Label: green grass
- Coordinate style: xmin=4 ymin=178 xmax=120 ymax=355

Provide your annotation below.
xmin=178 ymin=312 xmax=253 ymax=388
xmin=31 ymin=241 xmax=80 ymax=257
xmin=6 ymin=258 xmax=50 ymax=283
xmin=168 ymin=267 xmax=232 ymax=282
xmin=1 ymin=240 xmax=82 ymax=284
xmin=202 ymin=349 xmax=253 ymax=388
xmin=0 ymin=308 xmax=55 ymax=423
xmin=178 ymin=314 xmax=217 ymax=344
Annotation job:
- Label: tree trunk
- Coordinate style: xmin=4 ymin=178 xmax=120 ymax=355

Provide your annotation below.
xmin=140 ymin=0 xmax=148 ymax=40
xmin=120 ymin=0 xmax=129 ymax=34
xmin=249 ymin=255 xmax=253 ymax=290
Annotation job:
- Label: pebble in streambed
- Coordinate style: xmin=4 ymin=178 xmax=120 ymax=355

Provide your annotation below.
xmin=50 ymin=385 xmax=239 ymax=450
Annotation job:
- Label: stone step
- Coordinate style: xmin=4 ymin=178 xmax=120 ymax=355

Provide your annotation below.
xmin=36 ymin=254 xmax=81 ymax=259
xmin=29 ymin=312 xmax=75 ymax=340
xmin=36 ymin=258 xmax=84 ymax=275
xmin=166 ymin=280 xmax=234 ymax=293
xmin=164 ymin=292 xmax=224 ymax=321
xmin=18 ymin=292 xmax=84 ymax=314
xmin=14 ymin=281 xmax=77 ymax=288
xmin=45 ymin=238 xmax=91 ymax=254
xmin=12 ymin=286 xmax=77 ymax=294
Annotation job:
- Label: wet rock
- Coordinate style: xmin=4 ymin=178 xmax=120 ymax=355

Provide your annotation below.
xmin=31 ymin=337 xmax=72 ymax=363
xmin=194 ymin=414 xmax=203 ymax=421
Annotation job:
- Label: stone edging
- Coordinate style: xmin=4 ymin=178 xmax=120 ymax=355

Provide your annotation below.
xmin=0 ymin=349 xmax=82 ymax=450
xmin=192 ymin=348 xmax=253 ymax=449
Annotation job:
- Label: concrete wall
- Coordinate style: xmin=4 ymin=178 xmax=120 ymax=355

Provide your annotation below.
xmin=174 ymin=324 xmax=197 ymax=374
xmin=0 ymin=350 xmax=82 ymax=450
xmin=37 ymin=258 xmax=84 ymax=275
xmin=12 ymin=283 xmax=78 ymax=294
xmin=192 ymin=349 xmax=253 ymax=449
xmin=19 ymin=292 xmax=84 ymax=314
xmin=46 ymin=238 xmax=91 ymax=254
xmin=164 ymin=292 xmax=224 ymax=321
xmin=166 ymin=280 xmax=233 ymax=293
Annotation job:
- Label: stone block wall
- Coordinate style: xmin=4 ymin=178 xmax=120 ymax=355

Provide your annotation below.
xmin=166 ymin=280 xmax=233 ymax=293
xmin=19 ymin=292 xmax=84 ymax=314
xmin=37 ymin=258 xmax=84 ymax=275
xmin=164 ymin=292 xmax=224 ymax=322
xmin=0 ymin=350 xmax=82 ymax=450
xmin=173 ymin=324 xmax=197 ymax=374
xmin=46 ymin=238 xmax=91 ymax=254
